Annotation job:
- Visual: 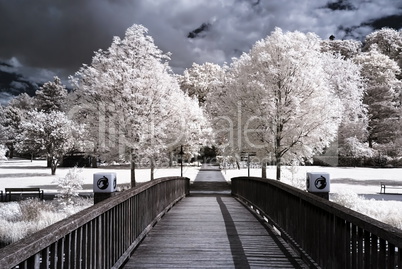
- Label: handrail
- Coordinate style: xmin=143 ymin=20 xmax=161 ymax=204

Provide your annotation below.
xmin=0 ymin=176 xmax=190 ymax=269
xmin=231 ymin=177 xmax=402 ymax=269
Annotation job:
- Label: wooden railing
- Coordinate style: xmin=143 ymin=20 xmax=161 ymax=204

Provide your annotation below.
xmin=0 ymin=177 xmax=190 ymax=269
xmin=231 ymin=177 xmax=402 ymax=269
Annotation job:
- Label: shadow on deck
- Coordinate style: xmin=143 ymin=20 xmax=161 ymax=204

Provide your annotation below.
xmin=123 ymin=166 xmax=308 ymax=268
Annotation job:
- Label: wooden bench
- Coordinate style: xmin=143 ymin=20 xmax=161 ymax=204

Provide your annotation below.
xmin=4 ymin=188 xmax=44 ymax=201
xmin=380 ymin=182 xmax=402 ymax=194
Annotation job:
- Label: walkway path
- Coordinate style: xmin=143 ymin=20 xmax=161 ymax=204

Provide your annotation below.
xmin=123 ymin=164 xmax=307 ymax=268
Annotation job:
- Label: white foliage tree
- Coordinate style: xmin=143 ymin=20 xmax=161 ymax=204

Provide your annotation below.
xmin=70 ymin=24 xmax=209 ymax=185
xmin=354 ymin=46 xmax=401 ymax=149
xmin=178 ymin=62 xmax=225 ymax=105
xmin=209 ymin=28 xmax=342 ymax=180
xmin=321 ymin=38 xmax=362 ymax=59
xmin=8 ymin=93 xmax=35 ymax=111
xmin=16 ymin=110 xmax=83 ymax=175
xmin=165 ymin=92 xmax=213 ymax=164
xmin=53 ymin=167 xmax=84 ymax=206
xmin=321 ymin=53 xmax=367 ymax=165
xmin=0 ymin=105 xmax=24 ymax=159
xmin=0 ymin=144 xmax=7 ymax=160
xmin=363 ymin=28 xmax=402 ymax=69
xmin=35 ymin=76 xmax=68 ymax=113
xmin=339 ymin=136 xmax=374 ymax=166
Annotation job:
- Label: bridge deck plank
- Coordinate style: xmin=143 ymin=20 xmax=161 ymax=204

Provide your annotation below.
xmin=123 ymin=195 xmax=307 ymax=268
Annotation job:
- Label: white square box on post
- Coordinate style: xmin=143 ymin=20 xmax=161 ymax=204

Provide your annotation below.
xmin=306 ymin=172 xmax=330 ymax=193
xmin=93 ymin=172 xmax=117 ymax=193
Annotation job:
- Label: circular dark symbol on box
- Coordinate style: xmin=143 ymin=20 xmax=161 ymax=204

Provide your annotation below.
xmin=97 ymin=176 xmax=109 ymax=190
xmin=315 ymin=175 xmax=327 ymax=190
xmin=113 ymin=178 xmax=116 ymax=189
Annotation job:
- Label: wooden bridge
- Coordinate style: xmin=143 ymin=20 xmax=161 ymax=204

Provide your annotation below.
xmin=124 ymin=166 xmax=307 ymax=268
xmin=1 ymin=165 xmax=401 ymax=268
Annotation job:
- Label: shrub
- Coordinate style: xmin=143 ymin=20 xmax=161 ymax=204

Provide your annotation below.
xmin=0 ymin=198 xmax=92 ymax=247
xmin=284 ymin=164 xmax=306 ymax=190
xmin=19 ymin=198 xmax=54 ymax=221
xmin=53 ymin=167 xmax=84 ymax=206
xmin=332 ymin=189 xmax=402 ymax=230
xmin=0 ymin=144 xmax=7 ymax=160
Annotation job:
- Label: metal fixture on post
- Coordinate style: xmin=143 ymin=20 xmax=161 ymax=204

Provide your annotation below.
xmin=241 ymin=151 xmax=256 ymax=177
xmin=179 ymin=145 xmax=184 ymax=177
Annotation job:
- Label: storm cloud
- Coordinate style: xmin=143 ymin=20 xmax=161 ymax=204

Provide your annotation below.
xmin=0 ymin=0 xmax=401 ymax=85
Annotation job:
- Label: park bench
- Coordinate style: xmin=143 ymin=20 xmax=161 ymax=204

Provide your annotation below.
xmin=4 ymin=188 xmax=44 ymax=201
xmin=380 ymin=182 xmax=402 ymax=194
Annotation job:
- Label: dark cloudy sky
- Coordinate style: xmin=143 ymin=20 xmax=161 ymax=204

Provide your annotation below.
xmin=0 ymin=0 xmax=401 ymax=90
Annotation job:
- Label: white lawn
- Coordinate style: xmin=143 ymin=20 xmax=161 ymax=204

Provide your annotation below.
xmin=1 ymin=158 xmax=402 ymax=201
xmin=1 ymin=158 xmax=401 ymax=229
xmin=221 ymin=165 xmax=402 ymax=200
xmin=0 ymin=158 xmax=200 ymax=193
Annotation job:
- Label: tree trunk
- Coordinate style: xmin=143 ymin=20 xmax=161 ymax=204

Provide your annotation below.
xmin=50 ymin=158 xmax=57 ymax=175
xmin=131 ymin=159 xmax=136 ymax=188
xmin=92 ymin=145 xmax=98 ymax=168
xmin=368 ymin=137 xmax=373 ymax=148
xmin=91 ymin=156 xmax=98 ymax=168
xmin=261 ymin=161 xmax=267 ymax=179
xmin=47 ymin=156 xmax=52 ymax=168
xmin=276 ymin=156 xmax=281 ymax=180
xmin=130 ymin=150 xmax=136 ymax=187
xmin=150 ymin=157 xmax=155 ymax=181
xmin=6 ymin=143 xmax=14 ymax=158
xmin=169 ymin=151 xmax=173 ymax=167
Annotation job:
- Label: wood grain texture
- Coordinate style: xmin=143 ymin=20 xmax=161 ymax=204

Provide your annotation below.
xmin=124 ymin=195 xmax=307 ymax=268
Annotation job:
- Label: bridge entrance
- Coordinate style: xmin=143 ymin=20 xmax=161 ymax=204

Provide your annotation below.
xmin=123 ymin=164 xmax=308 ymax=268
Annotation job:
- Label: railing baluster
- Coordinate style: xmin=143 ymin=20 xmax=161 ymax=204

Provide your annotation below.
xmin=57 ymin=237 xmax=64 ymax=269
xmin=64 ymin=233 xmax=71 ymax=269
xmin=364 ymin=230 xmax=371 ymax=267
xmin=231 ymin=177 xmax=402 ymax=269
xmin=371 ymin=234 xmax=378 ymax=269
xmin=379 ymin=238 xmax=386 ymax=268
xmin=76 ymin=226 xmax=83 ymax=269
xmin=0 ymin=177 xmax=212 ymax=268
xmin=345 ymin=221 xmax=351 ymax=269
xmin=82 ymin=224 xmax=88 ymax=268
xmin=50 ymin=241 xmax=57 ymax=269
xmin=40 ymin=247 xmax=49 ymax=269
xmin=351 ymin=224 xmax=357 ymax=269
xmin=387 ymin=243 xmax=395 ymax=268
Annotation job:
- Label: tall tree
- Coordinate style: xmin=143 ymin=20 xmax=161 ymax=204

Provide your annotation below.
xmin=178 ymin=62 xmax=225 ymax=105
xmin=16 ymin=110 xmax=83 ymax=175
xmin=0 ymin=105 xmax=23 ymax=158
xmin=321 ymin=53 xmax=367 ymax=165
xmin=321 ymin=38 xmax=362 ymax=59
xmin=208 ymin=28 xmax=342 ymax=180
xmin=8 ymin=93 xmax=35 ymax=111
xmin=35 ymin=76 xmax=68 ymax=113
xmin=354 ymin=46 xmax=401 ymax=148
xmin=70 ymin=24 xmax=209 ymax=185
xmin=363 ymin=28 xmax=402 ymax=72
xmin=0 ymin=93 xmax=37 ymax=159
